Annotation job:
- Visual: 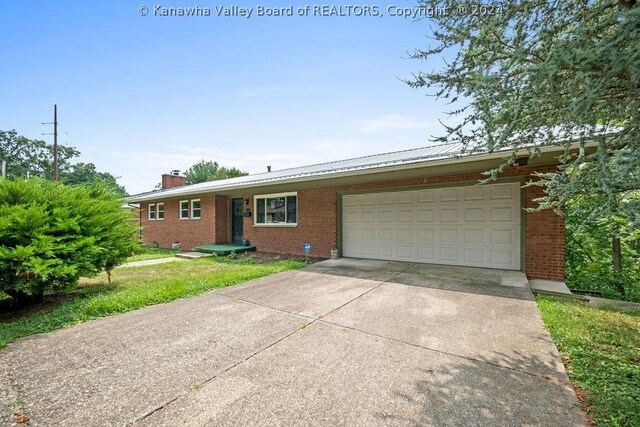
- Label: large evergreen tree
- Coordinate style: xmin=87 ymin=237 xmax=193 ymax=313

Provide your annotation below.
xmin=410 ymin=0 xmax=640 ymax=296
xmin=409 ymin=0 xmax=639 ymax=222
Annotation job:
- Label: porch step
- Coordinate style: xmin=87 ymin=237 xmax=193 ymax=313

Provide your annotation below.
xmin=175 ymin=252 xmax=214 ymax=260
xmin=192 ymin=244 xmax=257 ymax=256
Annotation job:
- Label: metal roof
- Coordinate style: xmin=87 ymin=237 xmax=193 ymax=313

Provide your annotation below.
xmin=128 ymin=125 xmax=620 ymax=202
xmin=128 ymin=142 xmax=473 ymax=202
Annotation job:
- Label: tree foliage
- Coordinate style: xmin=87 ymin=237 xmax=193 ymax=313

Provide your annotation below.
xmin=410 ymin=0 xmax=640 ymax=296
xmin=0 ymin=129 xmax=126 ymax=196
xmin=0 ymin=179 xmax=140 ymax=305
xmin=566 ymin=194 xmax=640 ymax=302
xmin=184 ymin=159 xmax=248 ymax=185
xmin=409 ymin=0 xmax=640 ymax=226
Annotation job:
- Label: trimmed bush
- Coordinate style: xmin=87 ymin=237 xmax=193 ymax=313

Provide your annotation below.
xmin=0 ymin=178 xmax=140 ymax=304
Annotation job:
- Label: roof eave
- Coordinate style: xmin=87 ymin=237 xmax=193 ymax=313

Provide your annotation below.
xmin=127 ymin=143 xmax=577 ymax=203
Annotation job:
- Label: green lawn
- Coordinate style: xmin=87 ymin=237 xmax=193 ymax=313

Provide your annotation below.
xmin=0 ymin=257 xmax=304 ymax=348
xmin=537 ymin=296 xmax=640 ymax=426
xmin=126 ymin=247 xmax=180 ymax=262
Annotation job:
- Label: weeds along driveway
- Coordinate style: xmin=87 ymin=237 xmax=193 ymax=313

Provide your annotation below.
xmin=0 ymin=259 xmax=585 ymax=426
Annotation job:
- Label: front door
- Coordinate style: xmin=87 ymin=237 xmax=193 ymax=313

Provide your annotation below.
xmin=231 ymin=198 xmax=244 ymax=244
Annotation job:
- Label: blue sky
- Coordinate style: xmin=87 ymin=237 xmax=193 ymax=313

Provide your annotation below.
xmin=0 ymin=1 xmax=454 ymax=194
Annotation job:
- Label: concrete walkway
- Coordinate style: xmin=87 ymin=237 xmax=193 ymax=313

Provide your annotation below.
xmin=117 ymin=257 xmax=187 ymax=268
xmin=0 ymin=259 xmax=584 ymax=426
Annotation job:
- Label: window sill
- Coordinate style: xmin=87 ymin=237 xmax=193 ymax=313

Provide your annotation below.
xmin=253 ymin=223 xmax=298 ymax=228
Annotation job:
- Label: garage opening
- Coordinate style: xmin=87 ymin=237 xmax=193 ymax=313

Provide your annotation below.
xmin=342 ymin=182 xmax=521 ymax=270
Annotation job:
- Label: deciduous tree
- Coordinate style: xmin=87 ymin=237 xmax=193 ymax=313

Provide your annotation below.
xmin=184 ymin=159 xmax=248 ymax=184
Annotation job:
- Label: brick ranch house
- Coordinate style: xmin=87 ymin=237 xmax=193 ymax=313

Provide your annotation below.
xmin=128 ymin=143 xmax=568 ymax=281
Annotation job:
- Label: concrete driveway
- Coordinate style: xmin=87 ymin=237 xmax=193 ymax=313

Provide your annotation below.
xmin=0 ymin=259 xmax=584 ymax=426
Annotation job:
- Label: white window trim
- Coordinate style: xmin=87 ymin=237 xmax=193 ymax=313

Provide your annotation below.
xmin=156 ymin=203 xmax=164 ymax=220
xmin=253 ymin=192 xmax=298 ymax=227
xmin=148 ymin=203 xmax=156 ymax=221
xmin=191 ymin=199 xmax=201 ymax=220
xmin=179 ymin=200 xmax=189 ymax=220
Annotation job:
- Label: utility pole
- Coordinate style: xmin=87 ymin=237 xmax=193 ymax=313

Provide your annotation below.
xmin=53 ymin=104 xmax=58 ymax=181
xmin=42 ymin=104 xmax=60 ymax=181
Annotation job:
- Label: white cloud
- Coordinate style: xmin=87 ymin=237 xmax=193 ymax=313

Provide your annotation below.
xmin=357 ymin=114 xmax=434 ymax=132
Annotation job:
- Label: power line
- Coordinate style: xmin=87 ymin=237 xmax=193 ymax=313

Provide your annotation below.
xmin=56 ymin=124 xmax=159 ymax=182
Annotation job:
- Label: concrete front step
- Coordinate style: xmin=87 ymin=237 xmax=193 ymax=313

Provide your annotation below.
xmin=175 ymin=252 xmax=214 ymax=260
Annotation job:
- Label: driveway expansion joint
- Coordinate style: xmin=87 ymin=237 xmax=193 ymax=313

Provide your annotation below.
xmin=316 ymin=318 xmax=572 ymax=387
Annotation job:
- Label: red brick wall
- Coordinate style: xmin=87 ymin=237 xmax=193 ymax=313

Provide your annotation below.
xmin=214 ymin=195 xmax=229 ymax=244
xmin=140 ymin=164 xmax=565 ymax=280
xmin=243 ymin=189 xmax=338 ymax=259
xmin=242 ymin=165 xmax=565 ymax=281
xmin=140 ymin=195 xmax=217 ymax=250
xmin=524 ymin=182 xmax=565 ymax=280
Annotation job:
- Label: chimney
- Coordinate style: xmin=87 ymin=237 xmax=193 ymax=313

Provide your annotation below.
xmin=161 ymin=171 xmax=187 ymax=189
xmin=267 ymin=165 xmax=271 ymax=172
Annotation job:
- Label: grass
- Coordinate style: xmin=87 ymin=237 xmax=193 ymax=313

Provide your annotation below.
xmin=0 ymin=257 xmax=305 ymax=348
xmin=126 ymin=247 xmax=180 ymax=262
xmin=537 ymin=296 xmax=640 ymax=426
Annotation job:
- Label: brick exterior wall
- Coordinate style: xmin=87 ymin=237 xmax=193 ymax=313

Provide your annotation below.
xmin=140 ymin=195 xmax=217 ymax=250
xmin=524 ymin=183 xmax=565 ymax=280
xmin=140 ymin=164 xmax=565 ymax=280
xmin=214 ymin=195 xmax=229 ymax=244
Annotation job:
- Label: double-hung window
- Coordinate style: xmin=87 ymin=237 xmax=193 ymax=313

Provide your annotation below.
xmin=191 ymin=199 xmax=201 ymax=219
xmin=179 ymin=201 xmax=189 ymax=219
xmin=254 ymin=192 xmax=297 ymax=226
xmin=156 ymin=203 xmax=164 ymax=220
xmin=148 ymin=203 xmax=156 ymax=220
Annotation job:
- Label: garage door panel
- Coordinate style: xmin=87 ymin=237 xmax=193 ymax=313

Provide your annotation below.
xmin=439 ymin=188 xmax=460 ymax=202
xmin=378 ymin=210 xmax=394 ymax=222
xmin=397 ymin=191 xmax=415 ymax=204
xmin=397 ymin=209 xmax=414 ymax=222
xmin=440 ymin=247 xmax=460 ymax=262
xmin=362 ymin=211 xmax=376 ymax=222
xmin=464 ymin=248 xmax=485 ymax=264
xmin=417 ymin=246 xmax=436 ymax=261
xmin=342 ymin=183 xmax=521 ymax=270
xmin=343 ymin=210 xmax=360 ymax=223
xmin=343 ymin=195 xmax=359 ymax=207
xmin=397 ymin=228 xmax=414 ymax=242
xmin=378 ymin=244 xmax=395 ymax=259
xmin=361 ymin=194 xmax=378 ymax=206
xmin=397 ymin=245 xmax=414 ymax=260
xmin=463 ymin=186 xmax=486 ymax=201
xmin=440 ymin=207 xmax=459 ymax=222
xmin=379 ymin=227 xmax=395 ymax=241
xmin=361 ymin=227 xmax=376 ymax=240
xmin=360 ymin=244 xmax=376 ymax=257
xmin=491 ymin=206 xmax=517 ymax=222
xmin=418 ymin=228 xmax=435 ymax=241
xmin=464 ymin=228 xmax=485 ymax=243
xmin=491 ymin=183 xmax=517 ymax=199
xmin=418 ymin=209 xmax=436 ymax=222
xmin=440 ymin=228 xmax=458 ymax=243
xmin=491 ymin=250 xmax=514 ymax=266
xmin=491 ymin=227 xmax=517 ymax=244
xmin=417 ymin=190 xmax=436 ymax=203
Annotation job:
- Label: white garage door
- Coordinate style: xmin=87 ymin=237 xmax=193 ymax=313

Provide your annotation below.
xmin=342 ymin=182 xmax=521 ymax=270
